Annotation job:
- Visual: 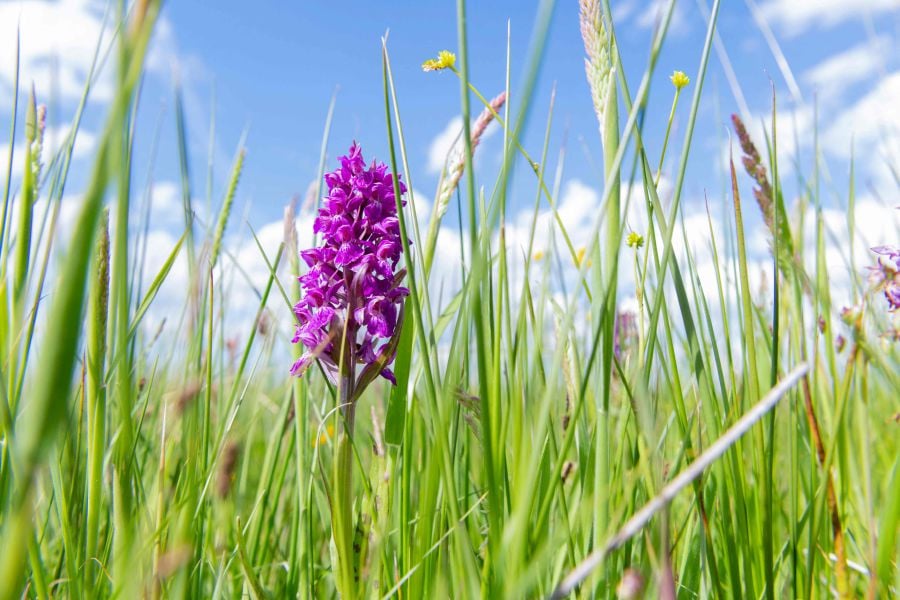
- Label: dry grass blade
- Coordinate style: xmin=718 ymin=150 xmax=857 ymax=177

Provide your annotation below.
xmin=549 ymin=362 xmax=809 ymax=599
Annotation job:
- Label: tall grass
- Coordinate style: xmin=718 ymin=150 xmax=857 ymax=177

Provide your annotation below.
xmin=0 ymin=0 xmax=897 ymax=598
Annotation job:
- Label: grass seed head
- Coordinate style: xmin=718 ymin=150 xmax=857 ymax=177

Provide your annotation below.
xmin=731 ymin=114 xmax=775 ymax=233
xmin=579 ymin=0 xmax=614 ymax=135
xmin=434 ymin=91 xmax=507 ymax=220
xmin=175 ymin=381 xmax=202 ymax=415
xmin=217 ymin=441 xmax=240 ymax=499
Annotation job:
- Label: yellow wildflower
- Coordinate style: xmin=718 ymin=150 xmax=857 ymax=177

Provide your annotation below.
xmin=626 ymin=232 xmax=644 ymax=249
xmin=670 ymin=70 xmax=690 ymax=90
xmin=575 ymin=247 xmax=587 ymax=267
xmin=312 ymin=423 xmax=335 ymax=448
xmin=422 ymin=50 xmax=457 ymax=72
xmin=533 ymin=249 xmax=545 ymax=262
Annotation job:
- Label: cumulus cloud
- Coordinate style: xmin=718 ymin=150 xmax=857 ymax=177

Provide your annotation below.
xmin=718 ymin=104 xmax=814 ymax=180
xmin=428 ymin=116 xmax=463 ymax=174
xmin=634 ymin=0 xmax=688 ymax=35
xmin=0 ymin=0 xmax=114 ymax=105
xmin=0 ymin=0 xmax=191 ymax=109
xmin=426 ymin=111 xmax=502 ymax=175
xmin=803 ymin=39 xmax=888 ymax=102
xmin=611 ymin=0 xmax=638 ymax=23
xmin=802 ymin=195 xmax=900 ymax=309
xmin=822 ymin=70 xmax=900 ymax=163
xmin=138 ymin=211 xmax=302 ymax=350
xmin=758 ymin=0 xmax=900 ymax=36
xmin=747 ymin=67 xmax=899 ymax=194
xmin=1 ymin=142 xmax=30 ymax=181
xmin=0 ymin=121 xmax=97 ymax=180
xmin=46 ymin=125 xmax=97 ymax=159
xmin=137 ymin=182 xmax=900 ymax=367
xmin=143 ymin=180 xmax=187 ymax=228
xmin=502 ymin=179 xmax=599 ymax=269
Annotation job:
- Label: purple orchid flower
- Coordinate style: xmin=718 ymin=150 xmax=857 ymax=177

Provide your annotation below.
xmin=291 ymin=143 xmax=409 ymax=392
xmin=869 ymin=245 xmax=900 ymax=312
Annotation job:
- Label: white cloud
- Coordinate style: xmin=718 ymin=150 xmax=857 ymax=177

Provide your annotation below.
xmin=506 ymin=179 xmax=601 ymax=257
xmin=759 ymin=0 xmax=900 ymax=36
xmin=822 ymin=70 xmax=900 ymax=162
xmin=46 ymin=125 xmax=97 ymax=164
xmin=803 ymin=195 xmax=900 ymax=309
xmin=428 ymin=116 xmax=463 ymax=174
xmin=0 ymin=122 xmax=97 ymax=180
xmin=408 ymin=188 xmax=432 ymax=228
xmin=142 ymin=228 xmax=187 ymax=289
xmin=139 ymin=213 xmax=299 ymax=347
xmin=136 ymin=184 xmax=900 ymax=370
xmin=612 ymin=0 xmax=638 ymax=23
xmin=0 ymin=0 xmax=114 ymax=105
xmin=720 ymin=61 xmax=899 ymax=189
xmin=144 ymin=180 xmax=184 ymax=227
xmin=0 ymin=143 xmax=26 ymax=180
xmin=134 ymin=179 xmax=217 ymax=233
xmin=0 ymin=1 xmax=204 ymax=179
xmin=803 ymin=39 xmax=887 ymax=102
xmin=635 ymin=0 xmax=688 ymax=34
xmin=715 ymin=102 xmax=816 ymax=184
xmin=426 ymin=111 xmax=502 ymax=175
xmin=423 ymin=225 xmax=464 ymax=310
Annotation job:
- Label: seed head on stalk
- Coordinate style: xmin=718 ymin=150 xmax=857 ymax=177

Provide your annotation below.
xmin=433 ymin=91 xmax=507 ymax=221
xmin=579 ymin=0 xmax=615 ymax=143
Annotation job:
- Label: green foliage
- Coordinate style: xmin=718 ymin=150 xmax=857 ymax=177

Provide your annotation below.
xmin=0 ymin=1 xmax=897 ymax=599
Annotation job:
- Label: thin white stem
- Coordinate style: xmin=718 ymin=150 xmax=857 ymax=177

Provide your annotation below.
xmin=550 ymin=362 xmax=809 ymax=599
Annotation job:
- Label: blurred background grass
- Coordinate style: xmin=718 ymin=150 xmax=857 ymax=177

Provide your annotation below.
xmin=0 ymin=0 xmax=897 ymax=598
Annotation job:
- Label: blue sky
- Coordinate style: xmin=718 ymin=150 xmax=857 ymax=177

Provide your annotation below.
xmin=1 ymin=0 xmax=899 ymax=335
xmin=1 ymin=1 xmax=898 ymax=224
xmin=153 ymin=0 xmax=898 ymax=222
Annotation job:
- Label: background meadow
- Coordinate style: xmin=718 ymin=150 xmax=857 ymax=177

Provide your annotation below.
xmin=0 ymin=0 xmax=898 ymax=598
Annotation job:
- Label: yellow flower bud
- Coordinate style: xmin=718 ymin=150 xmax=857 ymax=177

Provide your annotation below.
xmin=626 ymin=231 xmax=644 ymax=249
xmin=670 ymin=70 xmax=690 ymax=90
xmin=313 ymin=423 xmax=335 ymax=448
xmin=575 ymin=247 xmax=587 ymax=267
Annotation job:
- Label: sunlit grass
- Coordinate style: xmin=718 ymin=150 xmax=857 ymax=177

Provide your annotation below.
xmin=0 ymin=0 xmax=897 ymax=598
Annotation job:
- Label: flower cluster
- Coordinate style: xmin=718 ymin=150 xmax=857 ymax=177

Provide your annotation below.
xmin=291 ymin=143 xmax=409 ymax=386
xmin=422 ymin=50 xmax=456 ymax=72
xmin=625 ymin=231 xmax=644 ymax=249
xmin=869 ymin=245 xmax=900 ymax=311
xmin=670 ymin=70 xmax=690 ymax=90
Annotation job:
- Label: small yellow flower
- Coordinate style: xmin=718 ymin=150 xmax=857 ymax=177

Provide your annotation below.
xmin=670 ymin=70 xmax=690 ymax=90
xmin=626 ymin=231 xmax=644 ymax=249
xmin=533 ymin=249 xmax=545 ymax=262
xmin=575 ymin=247 xmax=587 ymax=267
xmin=422 ymin=50 xmax=457 ymax=72
xmin=312 ymin=423 xmax=335 ymax=448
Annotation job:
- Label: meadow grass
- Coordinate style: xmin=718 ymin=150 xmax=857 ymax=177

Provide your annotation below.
xmin=0 ymin=0 xmax=898 ymax=598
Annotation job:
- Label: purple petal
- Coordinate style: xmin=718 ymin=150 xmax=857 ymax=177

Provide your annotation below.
xmin=380 ymin=368 xmax=397 ymax=385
